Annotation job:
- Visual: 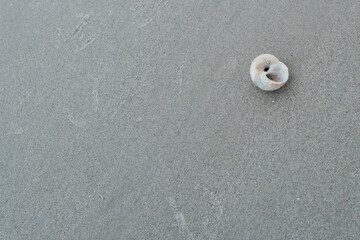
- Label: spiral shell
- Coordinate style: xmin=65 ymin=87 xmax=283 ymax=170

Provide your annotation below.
xmin=250 ymin=54 xmax=289 ymax=91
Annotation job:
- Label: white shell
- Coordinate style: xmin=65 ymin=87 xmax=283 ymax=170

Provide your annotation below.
xmin=250 ymin=54 xmax=289 ymax=91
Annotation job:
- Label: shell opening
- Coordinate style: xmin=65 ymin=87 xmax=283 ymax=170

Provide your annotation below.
xmin=266 ymin=72 xmax=284 ymax=82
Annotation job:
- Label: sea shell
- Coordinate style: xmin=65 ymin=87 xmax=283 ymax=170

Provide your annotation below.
xmin=250 ymin=54 xmax=289 ymax=91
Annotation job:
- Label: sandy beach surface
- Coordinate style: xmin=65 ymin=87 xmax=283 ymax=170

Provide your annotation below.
xmin=1 ymin=1 xmax=359 ymax=239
